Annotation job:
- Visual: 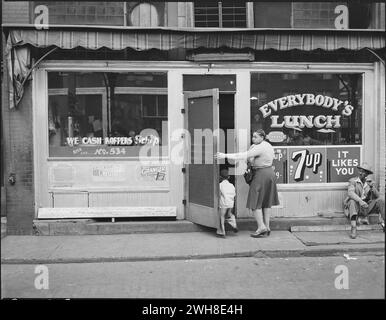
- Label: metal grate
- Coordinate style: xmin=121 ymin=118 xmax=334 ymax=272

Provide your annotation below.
xmin=194 ymin=1 xmax=246 ymax=28
xmin=221 ymin=2 xmax=247 ymax=28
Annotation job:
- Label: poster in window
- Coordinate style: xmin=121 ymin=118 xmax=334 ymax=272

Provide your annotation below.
xmin=288 ymin=148 xmax=326 ymax=183
xmin=273 ymin=148 xmax=287 ymax=184
xmin=327 ymin=147 xmax=361 ymax=182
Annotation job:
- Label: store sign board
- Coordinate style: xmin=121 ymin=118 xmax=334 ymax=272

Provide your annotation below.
xmin=327 ymin=147 xmax=361 ymax=182
xmin=288 ymin=148 xmax=326 ymax=183
xmin=272 ymin=148 xmax=287 ymax=184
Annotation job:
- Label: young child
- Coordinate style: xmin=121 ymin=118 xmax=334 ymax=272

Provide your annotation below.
xmin=217 ymin=168 xmax=237 ymax=237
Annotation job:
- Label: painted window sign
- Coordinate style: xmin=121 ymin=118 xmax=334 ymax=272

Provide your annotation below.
xmin=259 ymin=93 xmax=353 ymax=131
xmin=66 ymin=135 xmax=160 ymax=147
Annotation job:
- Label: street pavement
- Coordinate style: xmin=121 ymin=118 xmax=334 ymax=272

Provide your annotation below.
xmin=1 ymin=230 xmax=384 ymax=264
xmin=1 ymin=229 xmax=384 ymax=299
xmin=1 ymin=255 xmax=384 ymax=299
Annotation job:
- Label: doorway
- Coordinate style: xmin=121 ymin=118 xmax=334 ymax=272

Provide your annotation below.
xmin=219 ymin=93 xmax=235 ymax=186
xmin=183 ymin=75 xmax=236 ymax=228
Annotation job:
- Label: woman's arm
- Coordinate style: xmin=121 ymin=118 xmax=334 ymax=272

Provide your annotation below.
xmin=216 ymin=145 xmax=262 ymax=161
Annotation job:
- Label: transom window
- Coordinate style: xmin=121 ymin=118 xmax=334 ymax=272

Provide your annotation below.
xmin=194 ymin=1 xmax=247 ymax=28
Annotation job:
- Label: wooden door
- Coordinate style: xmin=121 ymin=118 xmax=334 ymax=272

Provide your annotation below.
xmin=184 ymin=89 xmax=220 ymax=228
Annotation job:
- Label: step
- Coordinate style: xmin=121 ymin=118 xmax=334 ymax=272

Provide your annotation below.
xmin=1 ymin=217 xmax=7 ymax=239
xmin=291 ymin=224 xmax=383 ymax=232
xmin=290 ymin=214 xmax=381 ymax=232
xmin=33 ymin=219 xmax=205 ymax=236
xmin=33 ymin=215 xmax=353 ymax=236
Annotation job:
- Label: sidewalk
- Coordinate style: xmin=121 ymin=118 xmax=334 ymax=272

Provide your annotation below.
xmin=1 ymin=229 xmax=384 ymax=264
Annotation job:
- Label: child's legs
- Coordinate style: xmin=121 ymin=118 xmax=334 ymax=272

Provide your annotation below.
xmin=217 ymin=208 xmax=227 ymax=234
xmin=225 ymin=208 xmax=237 ymax=228
xmin=225 ymin=208 xmax=232 ymax=219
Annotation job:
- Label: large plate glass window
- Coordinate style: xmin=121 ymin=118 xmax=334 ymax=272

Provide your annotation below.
xmin=250 ymin=73 xmax=363 ymax=184
xmin=47 ymin=72 xmax=168 ymax=158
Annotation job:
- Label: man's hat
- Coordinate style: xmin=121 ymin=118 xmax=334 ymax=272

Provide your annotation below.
xmin=357 ymin=162 xmax=373 ymax=175
xmin=220 ymin=169 xmax=229 ymax=179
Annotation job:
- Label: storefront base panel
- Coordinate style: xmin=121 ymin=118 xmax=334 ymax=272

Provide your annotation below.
xmin=49 ymin=191 xmax=172 ymax=208
xmin=38 ymin=206 xmax=177 ymax=219
xmin=236 ymin=179 xmax=347 ymax=218
xmin=272 ymin=189 xmax=347 ymax=217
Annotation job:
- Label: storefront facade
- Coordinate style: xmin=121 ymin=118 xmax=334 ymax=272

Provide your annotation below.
xmin=2 ymin=1 xmax=385 ymax=233
xmin=29 ymin=61 xmax=384 ymax=222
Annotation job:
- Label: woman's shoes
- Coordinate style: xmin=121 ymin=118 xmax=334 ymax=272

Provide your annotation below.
xmin=250 ymin=228 xmax=268 ymax=238
xmin=266 ymin=229 xmax=271 ymax=236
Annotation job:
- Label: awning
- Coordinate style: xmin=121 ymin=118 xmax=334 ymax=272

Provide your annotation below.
xmin=5 ymin=26 xmax=385 ymax=52
xmin=4 ymin=25 xmax=385 ymax=109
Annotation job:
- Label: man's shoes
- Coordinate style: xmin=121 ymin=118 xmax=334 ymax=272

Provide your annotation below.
xmin=361 ymin=217 xmax=369 ymax=225
xmin=350 ymin=226 xmax=357 ymax=239
xmin=380 ymin=222 xmax=385 ymax=232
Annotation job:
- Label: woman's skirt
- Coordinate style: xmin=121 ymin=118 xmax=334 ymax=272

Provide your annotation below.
xmin=246 ymin=166 xmax=280 ymax=210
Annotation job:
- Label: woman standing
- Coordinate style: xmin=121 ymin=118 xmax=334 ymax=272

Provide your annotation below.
xmin=215 ymin=129 xmax=279 ymax=237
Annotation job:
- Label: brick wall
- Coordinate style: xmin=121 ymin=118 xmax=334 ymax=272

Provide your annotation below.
xmin=1 ymin=36 xmax=35 ymax=235
xmin=2 ymin=1 xmax=31 ymax=24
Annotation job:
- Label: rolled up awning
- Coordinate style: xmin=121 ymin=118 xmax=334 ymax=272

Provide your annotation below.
xmin=5 ymin=25 xmax=385 ymax=52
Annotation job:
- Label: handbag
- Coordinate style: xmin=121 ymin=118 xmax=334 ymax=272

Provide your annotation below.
xmin=243 ymin=164 xmax=254 ymax=185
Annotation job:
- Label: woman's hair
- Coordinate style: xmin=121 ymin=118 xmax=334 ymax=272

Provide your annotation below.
xmin=253 ymin=129 xmax=266 ymax=139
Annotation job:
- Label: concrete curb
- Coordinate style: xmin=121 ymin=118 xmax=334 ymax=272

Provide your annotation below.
xmin=2 ymin=245 xmax=384 ymax=265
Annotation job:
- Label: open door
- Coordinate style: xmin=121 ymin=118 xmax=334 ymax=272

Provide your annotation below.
xmin=184 ymin=89 xmax=220 ymax=229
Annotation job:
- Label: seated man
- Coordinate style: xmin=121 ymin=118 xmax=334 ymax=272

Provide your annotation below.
xmin=343 ymin=163 xmax=385 ymax=239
